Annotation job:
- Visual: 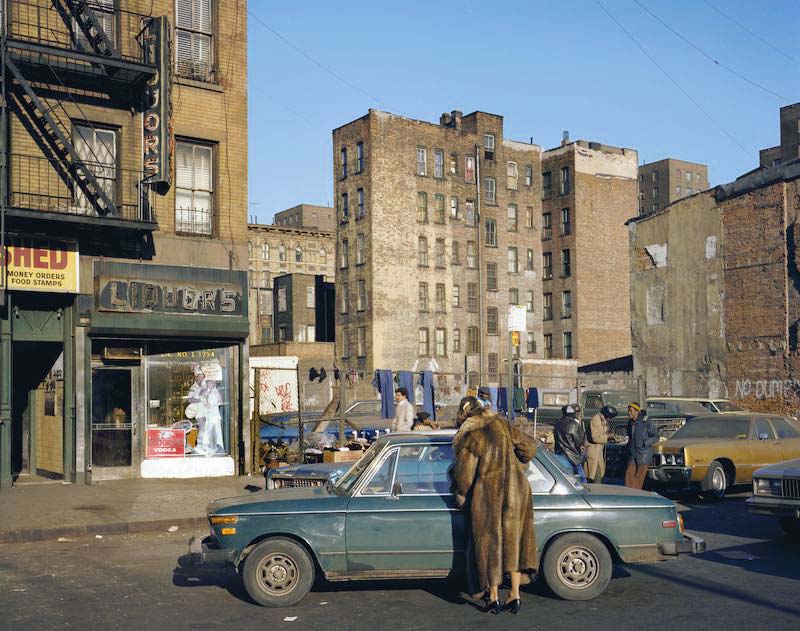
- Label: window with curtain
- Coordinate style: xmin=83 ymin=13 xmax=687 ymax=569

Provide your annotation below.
xmin=176 ymin=0 xmax=215 ymax=82
xmin=418 ymin=237 xmax=428 ymax=266
xmin=175 ymin=141 xmax=213 ymax=235
xmin=73 ymin=124 xmax=116 ymax=215
xmin=75 ymin=0 xmax=115 ymax=53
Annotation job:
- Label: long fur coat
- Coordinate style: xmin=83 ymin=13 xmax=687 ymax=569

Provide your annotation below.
xmin=452 ymin=413 xmax=538 ymax=589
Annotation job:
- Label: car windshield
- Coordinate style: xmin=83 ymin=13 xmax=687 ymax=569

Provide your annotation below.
xmin=713 ymin=401 xmax=745 ymax=413
xmin=332 ymin=441 xmax=384 ymax=493
xmin=670 ymin=418 xmax=750 ymax=440
xmin=603 ymin=392 xmax=637 ymax=409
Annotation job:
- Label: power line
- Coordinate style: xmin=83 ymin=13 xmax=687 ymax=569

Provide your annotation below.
xmin=702 ymin=0 xmax=800 ymax=67
xmin=594 ymin=0 xmax=750 ymax=156
xmin=633 ymin=0 xmax=792 ymax=102
xmin=248 ymin=9 xmax=392 ymax=110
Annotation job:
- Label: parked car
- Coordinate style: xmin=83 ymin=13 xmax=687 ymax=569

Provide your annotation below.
xmin=192 ymin=431 xmax=705 ymax=607
xmin=746 ymin=457 xmax=800 ymax=537
xmin=647 ymin=397 xmax=746 ymax=415
xmin=648 ymin=414 xmax=800 ymax=499
xmin=265 ymin=460 xmax=348 ymax=489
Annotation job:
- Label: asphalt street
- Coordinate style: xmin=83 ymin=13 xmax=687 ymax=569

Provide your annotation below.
xmin=1 ymin=490 xmax=798 ymax=631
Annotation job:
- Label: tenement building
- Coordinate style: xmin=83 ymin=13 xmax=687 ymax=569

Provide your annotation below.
xmin=247 ymin=218 xmax=335 ymax=344
xmin=541 ymin=138 xmax=639 ymax=365
xmin=273 ymin=204 xmax=335 ymax=232
xmin=638 ymin=158 xmax=709 ymax=216
xmin=759 ymin=103 xmax=800 ymax=169
xmin=333 ymin=108 xmax=545 ymax=383
xmin=0 ymin=1 xmax=248 ymax=487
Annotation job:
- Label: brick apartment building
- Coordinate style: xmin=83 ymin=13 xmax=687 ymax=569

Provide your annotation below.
xmin=247 ymin=216 xmax=335 ymax=344
xmin=541 ymin=138 xmax=638 ymax=365
xmin=0 ymin=0 xmax=248 ymax=487
xmin=333 ymin=109 xmax=543 ymax=382
xmin=759 ymin=103 xmax=800 ymax=168
xmin=332 ymin=109 xmax=638 ymax=381
xmin=638 ymin=158 xmax=709 ymax=216
xmin=273 ymin=203 xmax=335 ymax=232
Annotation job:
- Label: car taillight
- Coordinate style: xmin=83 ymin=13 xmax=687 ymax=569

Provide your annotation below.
xmin=662 ymin=520 xmax=678 ymax=529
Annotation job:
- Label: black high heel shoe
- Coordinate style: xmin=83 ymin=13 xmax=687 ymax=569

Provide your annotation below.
xmin=504 ymin=598 xmax=521 ymax=615
xmin=487 ymin=600 xmax=501 ymax=615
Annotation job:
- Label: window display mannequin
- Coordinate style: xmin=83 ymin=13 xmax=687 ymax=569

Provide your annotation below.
xmin=187 ymin=370 xmax=208 ymax=454
xmin=200 ymin=379 xmax=224 ymax=455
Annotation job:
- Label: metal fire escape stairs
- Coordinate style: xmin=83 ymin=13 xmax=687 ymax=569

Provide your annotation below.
xmin=3 ymin=0 xmax=135 ymax=217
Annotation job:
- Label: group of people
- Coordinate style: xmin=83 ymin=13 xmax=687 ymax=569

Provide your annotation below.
xmin=186 ymin=370 xmax=225 ymax=455
xmin=552 ymin=401 xmax=660 ymax=489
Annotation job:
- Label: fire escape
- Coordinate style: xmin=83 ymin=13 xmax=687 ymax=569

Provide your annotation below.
xmin=1 ymin=0 xmax=164 ymax=236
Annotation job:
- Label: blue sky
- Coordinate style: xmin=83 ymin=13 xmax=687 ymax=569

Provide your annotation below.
xmin=247 ymin=0 xmax=799 ymax=224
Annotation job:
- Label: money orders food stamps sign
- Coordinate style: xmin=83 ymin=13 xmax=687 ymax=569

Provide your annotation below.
xmin=0 ymin=237 xmax=79 ymax=293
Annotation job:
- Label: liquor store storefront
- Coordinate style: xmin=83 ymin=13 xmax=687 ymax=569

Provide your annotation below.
xmin=82 ymin=262 xmax=249 ymax=481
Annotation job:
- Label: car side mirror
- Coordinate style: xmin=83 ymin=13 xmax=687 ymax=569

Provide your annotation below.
xmin=758 ymin=432 xmax=769 ymax=441
xmin=392 ymin=481 xmax=403 ymax=496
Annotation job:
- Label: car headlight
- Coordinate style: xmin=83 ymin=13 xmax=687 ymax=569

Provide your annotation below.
xmin=664 ymin=453 xmax=685 ymax=466
xmin=754 ymin=478 xmax=782 ymax=496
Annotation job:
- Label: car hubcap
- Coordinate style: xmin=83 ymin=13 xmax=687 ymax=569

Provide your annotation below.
xmin=256 ymin=553 xmax=298 ymax=595
xmin=557 ymin=546 xmax=598 ymax=590
xmin=713 ymin=469 xmax=725 ymax=491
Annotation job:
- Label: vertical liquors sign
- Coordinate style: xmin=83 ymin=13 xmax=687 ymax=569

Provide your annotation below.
xmin=142 ymin=16 xmax=172 ymax=186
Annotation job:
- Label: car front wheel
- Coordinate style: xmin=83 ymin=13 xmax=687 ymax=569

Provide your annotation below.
xmin=242 ymin=537 xmax=315 ymax=607
xmin=699 ymin=460 xmax=727 ymax=500
xmin=542 ymin=532 xmax=612 ymax=601
xmin=779 ymin=517 xmax=800 ymax=538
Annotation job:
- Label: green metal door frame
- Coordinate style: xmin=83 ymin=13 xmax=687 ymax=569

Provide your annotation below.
xmin=0 ymin=297 xmax=12 ymax=488
xmin=0 ymin=293 xmax=76 ymax=487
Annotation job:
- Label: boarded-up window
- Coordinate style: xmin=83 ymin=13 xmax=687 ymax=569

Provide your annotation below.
xmin=647 ymin=285 xmax=666 ymax=325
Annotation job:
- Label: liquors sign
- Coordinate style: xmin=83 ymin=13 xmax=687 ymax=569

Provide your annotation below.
xmin=142 ymin=16 xmax=172 ymax=186
xmin=97 ymin=277 xmax=244 ymax=316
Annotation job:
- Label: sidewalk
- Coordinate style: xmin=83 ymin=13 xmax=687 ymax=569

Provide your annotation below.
xmin=1 ymin=475 xmax=264 ymax=544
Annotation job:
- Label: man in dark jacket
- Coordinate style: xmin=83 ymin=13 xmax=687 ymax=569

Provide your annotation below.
xmin=624 ymin=402 xmax=660 ymax=489
xmin=553 ymin=405 xmax=587 ymax=483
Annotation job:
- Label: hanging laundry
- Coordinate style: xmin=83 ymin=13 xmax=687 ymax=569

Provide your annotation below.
xmin=419 ymin=371 xmax=435 ymax=420
xmin=397 ymin=371 xmax=415 ymax=405
xmin=526 ymin=388 xmax=540 ymax=420
xmin=513 ymin=387 xmax=526 ymax=414
xmin=372 ymin=370 xmax=395 ymax=419
xmin=497 ymin=388 xmax=509 ymax=417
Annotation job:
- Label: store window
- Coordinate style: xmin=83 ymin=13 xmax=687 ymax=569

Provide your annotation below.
xmin=146 ymin=345 xmax=233 ymax=457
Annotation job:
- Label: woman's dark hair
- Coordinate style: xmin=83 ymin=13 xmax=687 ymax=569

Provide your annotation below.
xmin=396 ymin=387 xmax=408 ymax=398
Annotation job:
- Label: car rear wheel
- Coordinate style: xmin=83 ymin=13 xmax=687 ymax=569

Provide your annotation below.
xmin=699 ymin=460 xmax=727 ymax=500
xmin=542 ymin=533 xmax=612 ymax=601
xmin=779 ymin=517 xmax=800 ymax=538
xmin=242 ymin=538 xmax=315 ymax=607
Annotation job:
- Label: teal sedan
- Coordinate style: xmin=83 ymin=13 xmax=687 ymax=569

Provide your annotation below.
xmin=192 ymin=431 xmax=705 ymax=607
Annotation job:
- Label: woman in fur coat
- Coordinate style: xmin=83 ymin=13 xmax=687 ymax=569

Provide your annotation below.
xmin=452 ymin=398 xmax=538 ymax=614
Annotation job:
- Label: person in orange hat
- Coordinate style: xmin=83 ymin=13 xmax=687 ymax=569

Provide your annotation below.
xmin=624 ymin=402 xmax=659 ymax=489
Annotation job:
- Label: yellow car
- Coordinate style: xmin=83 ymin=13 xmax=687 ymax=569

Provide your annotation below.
xmin=648 ymin=414 xmax=800 ymax=499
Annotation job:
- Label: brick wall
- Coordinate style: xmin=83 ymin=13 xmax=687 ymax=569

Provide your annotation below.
xmin=720 ymin=182 xmax=788 ymax=392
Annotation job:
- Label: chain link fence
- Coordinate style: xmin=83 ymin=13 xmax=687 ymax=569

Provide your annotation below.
xmin=250 ymin=364 xmax=648 ymax=475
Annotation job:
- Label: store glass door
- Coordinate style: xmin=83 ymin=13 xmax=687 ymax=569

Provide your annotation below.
xmin=91 ymin=368 xmax=139 ymax=479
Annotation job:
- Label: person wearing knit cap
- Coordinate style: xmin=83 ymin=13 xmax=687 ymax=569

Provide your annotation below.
xmin=553 ymin=405 xmax=587 ymax=483
xmin=624 ymin=402 xmax=659 ymax=489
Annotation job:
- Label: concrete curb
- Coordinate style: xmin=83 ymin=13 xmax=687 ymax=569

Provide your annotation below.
xmin=0 ymin=516 xmax=208 ymax=545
